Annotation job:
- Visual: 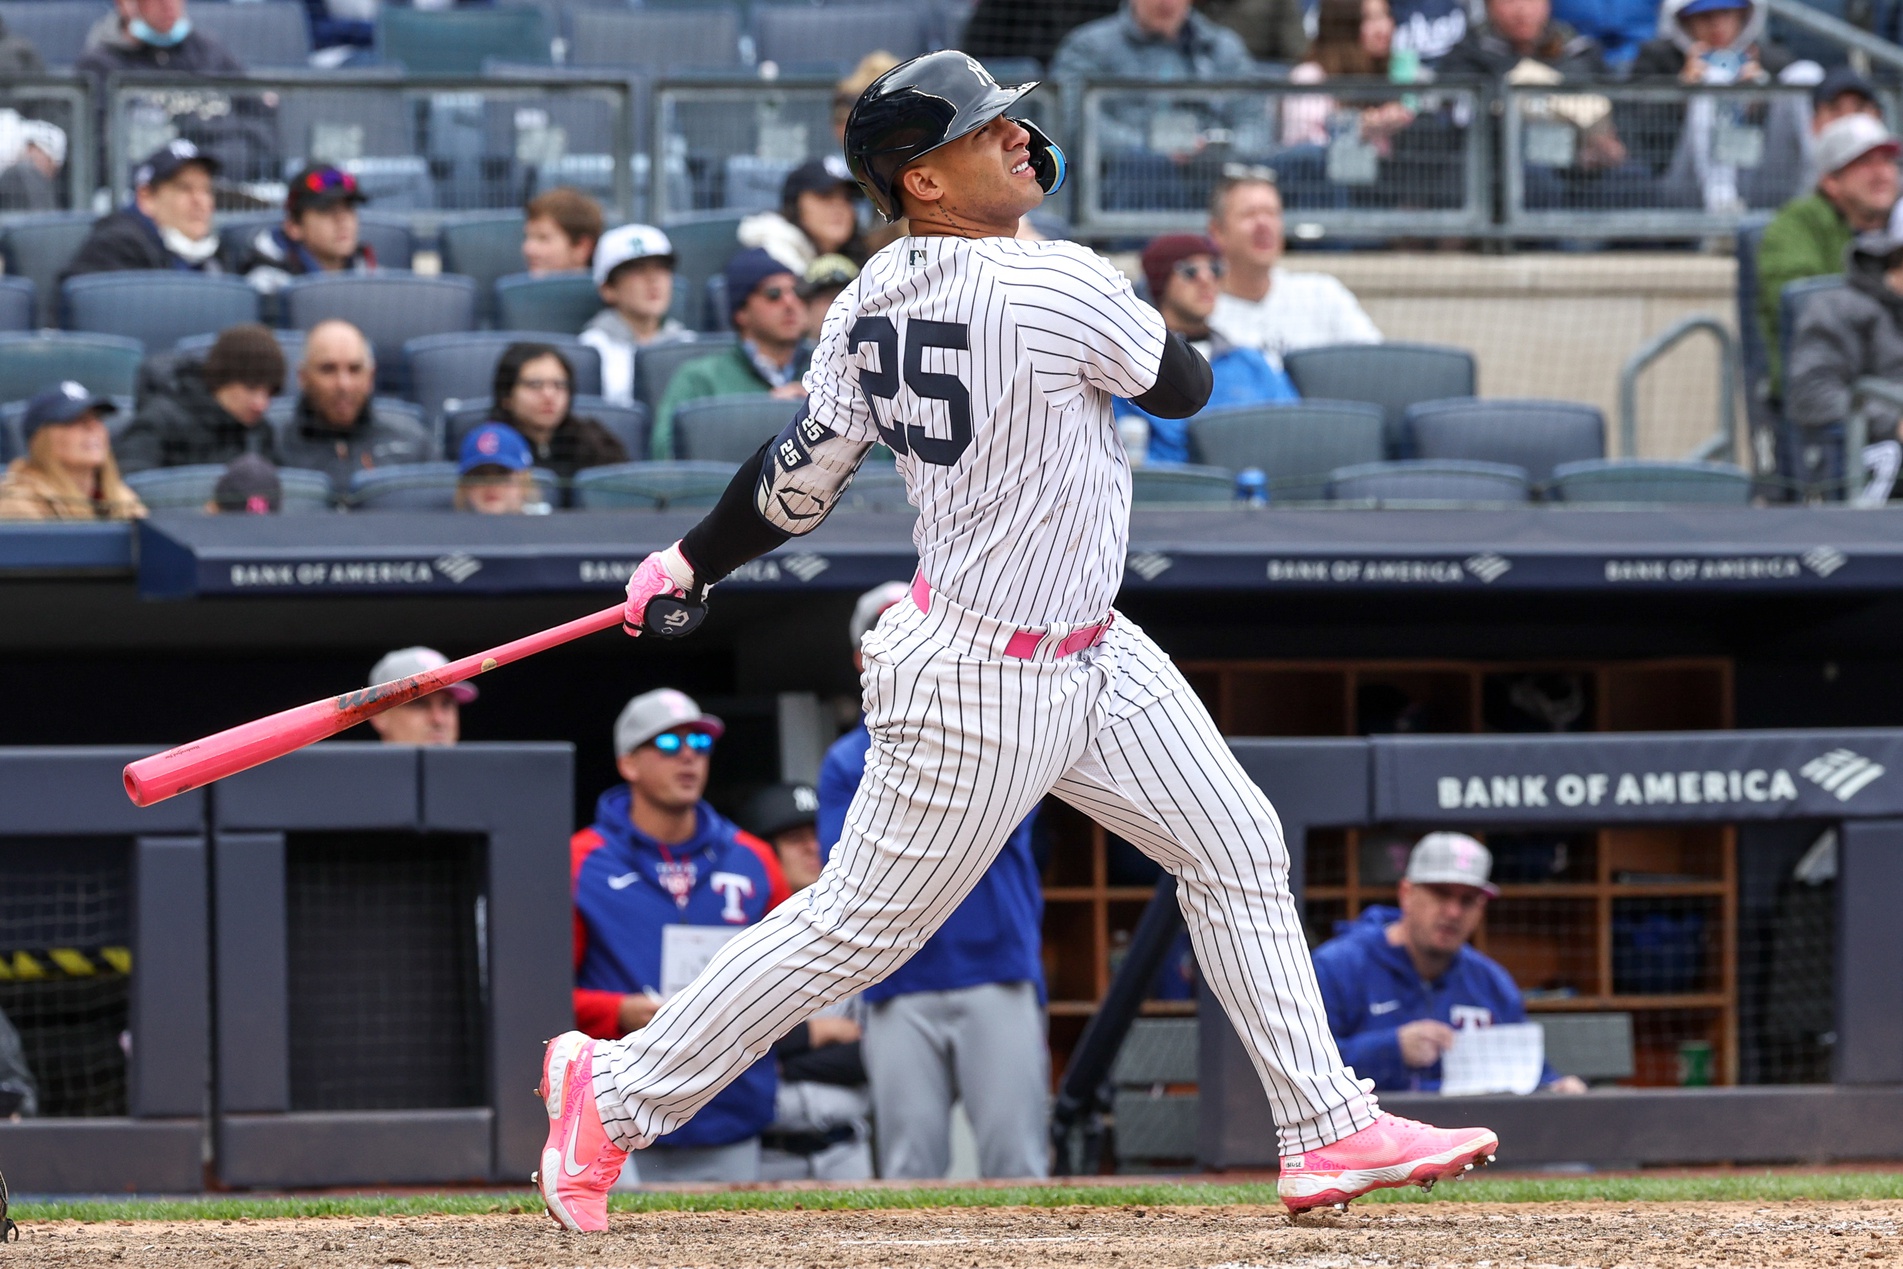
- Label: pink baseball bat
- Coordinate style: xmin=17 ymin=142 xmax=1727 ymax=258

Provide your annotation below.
xmin=124 ymin=603 xmax=625 ymax=807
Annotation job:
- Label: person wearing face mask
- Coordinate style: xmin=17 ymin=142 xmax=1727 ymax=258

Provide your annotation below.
xmin=0 ymin=382 xmax=146 ymax=521
xmin=77 ymin=0 xmax=244 ymax=77
xmin=64 ymin=141 xmax=228 ymax=278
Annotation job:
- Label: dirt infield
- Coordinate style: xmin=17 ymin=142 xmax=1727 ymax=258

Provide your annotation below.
xmin=14 ymin=1199 xmax=1903 ymax=1268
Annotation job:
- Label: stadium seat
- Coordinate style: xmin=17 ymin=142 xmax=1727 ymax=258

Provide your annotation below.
xmin=566 ymin=6 xmax=742 ymax=72
xmin=1187 ymin=400 xmax=1385 ymax=502
xmin=61 ymin=272 xmax=262 ymax=353
xmin=0 ymin=332 xmax=144 ymax=406
xmin=659 ymin=214 xmax=746 ymax=330
xmin=1130 ymin=462 xmax=1235 ymax=504
xmin=751 ymin=2 xmax=931 ymax=72
xmin=357 ymin=215 xmax=419 ymax=272
xmin=377 ymin=5 xmax=551 ymax=75
xmin=125 ymin=463 xmax=335 ymax=514
xmin=280 ymin=272 xmax=479 ymax=395
xmin=406 ymin=331 xmax=603 ymax=430
xmin=348 ymin=461 xmax=558 ymax=510
xmin=1328 ymin=459 xmax=1532 ymax=504
xmin=443 ymin=395 xmax=647 ymax=461
xmin=0 ymin=0 xmax=99 ymax=68
xmin=634 ymin=333 xmax=737 ymax=422
xmin=494 ymin=272 xmax=600 ymax=335
xmin=1549 ymin=459 xmax=1754 ymax=505
xmin=190 ymin=2 xmax=310 ymax=67
xmin=175 ymin=327 xmax=309 ymax=373
xmin=0 ymin=212 xmax=96 ymax=326
xmin=1404 ymin=397 xmax=1605 ymax=488
xmin=1283 ymin=343 xmax=1477 ymax=456
xmin=0 ymin=278 xmax=32 ymax=333
xmin=671 ymin=394 xmax=803 ymax=462
xmin=439 ymin=214 xmax=527 ymax=325
xmin=572 ymin=461 xmax=737 ymax=509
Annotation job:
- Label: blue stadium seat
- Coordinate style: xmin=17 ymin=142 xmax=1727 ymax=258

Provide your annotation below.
xmin=1187 ymin=400 xmax=1386 ymax=502
xmin=494 ymin=272 xmax=600 ymax=335
xmin=566 ymin=6 xmax=742 ymax=71
xmin=126 ymin=463 xmax=336 ymax=514
xmin=572 ymin=460 xmax=737 ymax=509
xmin=348 ymin=461 xmax=557 ymax=510
xmin=0 ymin=278 xmax=33 ymax=333
xmin=439 ymin=214 xmax=527 ymax=325
xmin=0 ymin=332 xmax=144 ymax=405
xmin=1549 ymin=458 xmax=1753 ymax=505
xmin=1328 ymin=459 xmax=1532 ymax=504
xmin=175 ymin=327 xmax=308 ymax=373
xmin=1130 ymin=462 xmax=1236 ymax=504
xmin=357 ymin=215 xmax=418 ymax=271
xmin=0 ymin=212 xmax=96 ymax=327
xmin=658 ymin=213 xmax=746 ymax=330
xmin=0 ymin=0 xmax=100 ymax=67
xmin=190 ymin=2 xmax=311 ymax=67
xmin=405 ymin=330 xmax=603 ymax=431
xmin=633 ymin=333 xmax=737 ymax=423
xmin=1404 ymin=397 xmax=1605 ymax=488
xmin=1283 ymin=342 xmax=1477 ymax=456
xmin=61 ymin=272 xmax=262 ymax=353
xmin=442 ymin=395 xmax=646 ymax=461
xmin=377 ymin=5 xmax=551 ymax=74
xmin=751 ymin=1 xmax=931 ymax=71
xmin=281 ymin=272 xmax=479 ymax=395
xmin=670 ymin=393 xmax=803 ymax=462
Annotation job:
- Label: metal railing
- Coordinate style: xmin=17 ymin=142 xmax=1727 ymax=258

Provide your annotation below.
xmin=1619 ymin=315 xmax=1741 ymax=462
xmin=0 ymin=78 xmax=94 ymax=215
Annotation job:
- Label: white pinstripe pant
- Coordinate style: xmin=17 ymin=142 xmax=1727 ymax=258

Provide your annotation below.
xmin=594 ymin=593 xmax=1379 ymax=1155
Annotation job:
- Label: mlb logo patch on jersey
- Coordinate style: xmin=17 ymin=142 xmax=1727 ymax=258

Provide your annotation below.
xmin=909 ymin=248 xmax=927 ymax=266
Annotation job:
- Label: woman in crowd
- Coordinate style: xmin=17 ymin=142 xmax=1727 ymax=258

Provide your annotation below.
xmin=1282 ymin=0 xmax=1415 ymax=150
xmin=738 ymin=157 xmax=870 ymax=275
xmin=0 ymin=383 xmax=145 ymax=521
xmin=487 ymin=343 xmax=627 ymax=482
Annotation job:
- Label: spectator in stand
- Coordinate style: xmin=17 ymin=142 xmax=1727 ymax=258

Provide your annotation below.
xmin=819 ymin=583 xmax=1051 ymax=1181
xmin=1759 ymin=115 xmax=1901 ymax=391
xmin=653 ymin=249 xmax=810 ymax=459
xmin=1199 ymin=0 xmax=1310 ymax=63
xmin=1281 ymin=0 xmax=1413 ymax=149
xmin=1786 ymin=232 xmax=1903 ymax=454
xmin=118 ymin=323 xmax=285 ymax=473
xmin=209 ymin=453 xmax=281 ymax=514
xmin=521 ymin=187 xmax=602 ymax=277
xmin=832 ymin=52 xmax=902 ymax=147
xmin=739 ymin=783 xmax=874 ymax=1182
xmin=572 ymin=689 xmax=791 ymax=1185
xmin=964 ymin=0 xmax=1118 ymax=64
xmin=798 ymin=254 xmax=859 ymax=344
xmin=1052 ymin=0 xmax=1256 ymax=160
xmin=275 ymin=320 xmax=432 ymax=487
xmin=1434 ymin=0 xmax=1606 ymax=78
xmin=64 ymin=141 xmax=227 ymax=278
xmin=1810 ymin=66 xmax=1884 ymax=140
xmin=1388 ymin=0 xmax=1470 ymax=63
xmin=365 ymin=646 xmax=472 ymax=746
xmin=1550 ymin=0 xmax=1657 ymax=65
xmin=0 ymin=382 xmax=146 ymax=521
xmin=1630 ymin=0 xmax=1796 ymax=83
xmin=456 ymin=422 xmax=539 ymax=515
xmin=1115 ymin=234 xmax=1297 ymax=464
xmin=1311 ymin=833 xmax=1588 ymax=1094
xmin=0 ymin=12 xmax=43 ymax=74
xmin=77 ymin=0 xmax=244 ymax=77
xmin=739 ymin=157 xmax=870 ymax=275
xmin=239 ymin=165 xmax=376 ymax=295
xmin=1206 ymin=172 xmax=1380 ymax=366
xmin=0 ymin=121 xmax=66 ymax=212
xmin=580 ymin=224 xmax=690 ymax=409
xmin=487 ymin=342 xmax=626 ymax=480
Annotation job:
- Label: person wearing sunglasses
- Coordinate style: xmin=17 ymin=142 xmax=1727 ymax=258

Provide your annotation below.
xmin=239 ymin=164 xmax=377 ymax=296
xmin=569 ymin=688 xmax=792 ymax=1186
xmin=1114 ymin=233 xmax=1298 ymax=465
xmin=651 ymin=248 xmax=813 ymax=459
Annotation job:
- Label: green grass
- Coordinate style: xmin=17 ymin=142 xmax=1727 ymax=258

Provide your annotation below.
xmin=15 ymin=1171 xmax=1903 ymax=1222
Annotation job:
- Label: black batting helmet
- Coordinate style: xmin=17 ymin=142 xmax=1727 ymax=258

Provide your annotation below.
xmin=843 ymin=50 xmax=1066 ymax=222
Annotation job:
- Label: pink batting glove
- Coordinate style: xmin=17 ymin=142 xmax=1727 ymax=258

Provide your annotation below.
xmin=623 ymin=542 xmax=698 ymax=637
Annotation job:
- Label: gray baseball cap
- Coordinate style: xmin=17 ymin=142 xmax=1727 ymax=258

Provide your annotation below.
xmin=1404 ymin=832 xmax=1498 ymax=896
xmin=614 ymin=687 xmax=725 ymax=755
xmin=849 ymin=580 xmax=910 ymax=648
xmin=369 ymin=646 xmax=475 ymax=704
xmin=1816 ymin=113 xmax=1899 ymax=176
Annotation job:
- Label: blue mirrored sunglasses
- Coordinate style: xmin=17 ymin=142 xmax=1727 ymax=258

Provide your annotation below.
xmin=651 ymin=731 xmax=714 ymax=754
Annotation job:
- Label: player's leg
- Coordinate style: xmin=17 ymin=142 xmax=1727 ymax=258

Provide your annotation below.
xmin=862 ymin=991 xmax=957 ymax=1178
xmin=945 ymin=981 xmax=1050 ymax=1179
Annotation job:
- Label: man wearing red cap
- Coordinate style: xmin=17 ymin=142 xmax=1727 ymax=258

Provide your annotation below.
xmin=1114 ymin=233 xmax=1297 ymax=464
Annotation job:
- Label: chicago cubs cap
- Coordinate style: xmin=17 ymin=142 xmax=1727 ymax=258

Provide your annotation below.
xmin=134 ymin=138 xmax=219 ymax=190
xmin=459 ymin=422 xmax=533 ymax=475
xmin=369 ymin=646 xmax=477 ymax=704
xmin=21 ymin=380 xmax=115 ymax=441
xmin=740 ymin=783 xmax=819 ymax=840
xmin=614 ymin=687 xmax=725 ymax=755
xmin=849 ymin=580 xmax=910 ymax=648
xmin=593 ymin=223 xmax=675 ymax=288
xmin=1405 ymin=832 xmax=1498 ymax=896
xmin=1815 ymin=112 xmax=1899 ymax=175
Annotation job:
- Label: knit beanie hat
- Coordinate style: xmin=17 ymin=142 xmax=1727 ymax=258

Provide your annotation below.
xmin=203 ymin=324 xmax=287 ymax=393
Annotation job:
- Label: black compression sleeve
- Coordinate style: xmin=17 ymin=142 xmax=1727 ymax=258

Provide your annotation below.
xmin=677 ymin=441 xmax=792 ymax=584
xmin=1130 ymin=332 xmax=1214 ymax=420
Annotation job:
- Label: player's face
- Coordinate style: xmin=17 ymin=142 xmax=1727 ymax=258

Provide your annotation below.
xmin=905 ymin=115 xmax=1044 ymax=229
xmin=370 ymin=693 xmax=459 ymax=746
xmin=1397 ymin=880 xmax=1487 ymax=957
xmin=619 ymin=731 xmax=712 ymax=812
xmin=1210 ymin=180 xmax=1284 ymax=271
xmin=772 ymin=825 xmax=823 ymax=891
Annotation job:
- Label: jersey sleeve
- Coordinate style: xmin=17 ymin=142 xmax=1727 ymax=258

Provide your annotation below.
xmin=800 ymin=279 xmax=881 ymax=445
xmin=1003 ymin=242 xmax=1171 ymax=399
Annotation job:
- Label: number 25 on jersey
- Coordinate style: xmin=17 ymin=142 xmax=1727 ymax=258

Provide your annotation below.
xmin=849 ymin=316 xmax=974 ymax=467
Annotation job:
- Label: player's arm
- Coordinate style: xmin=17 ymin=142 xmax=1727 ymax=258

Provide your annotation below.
xmin=1129 ymin=332 xmax=1213 ymax=420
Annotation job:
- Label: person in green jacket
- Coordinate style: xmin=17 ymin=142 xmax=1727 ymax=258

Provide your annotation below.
xmin=652 ymin=248 xmax=812 ymax=459
xmin=1757 ymin=112 xmax=1898 ymax=392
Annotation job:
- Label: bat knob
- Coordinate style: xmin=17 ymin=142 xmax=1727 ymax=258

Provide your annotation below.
xmin=643 ymin=595 xmax=707 ymax=639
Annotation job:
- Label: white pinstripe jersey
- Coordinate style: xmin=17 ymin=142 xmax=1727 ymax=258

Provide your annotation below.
xmin=795 ymin=234 xmax=1168 ymax=629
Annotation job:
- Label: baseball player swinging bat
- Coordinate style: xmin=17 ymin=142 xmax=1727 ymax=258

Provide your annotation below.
xmin=121 ymin=593 xmax=707 ymax=808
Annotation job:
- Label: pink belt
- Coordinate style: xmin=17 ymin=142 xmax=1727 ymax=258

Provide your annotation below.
xmin=911 ymin=573 xmax=1112 ymax=661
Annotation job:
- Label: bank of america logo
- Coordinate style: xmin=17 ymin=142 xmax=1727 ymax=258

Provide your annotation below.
xmin=1464 ymin=553 xmax=1511 ymax=583
xmin=1800 ymin=748 xmax=1885 ymax=801
xmin=1803 ymin=546 xmax=1847 ymax=578
xmin=433 ymin=553 xmax=482 ymax=584
xmin=1128 ymin=552 xmax=1173 ymax=581
xmin=781 ymin=553 xmax=828 ymax=583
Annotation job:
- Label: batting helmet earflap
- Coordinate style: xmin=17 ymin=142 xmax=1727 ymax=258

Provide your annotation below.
xmin=843 ymin=50 xmax=1066 ymax=222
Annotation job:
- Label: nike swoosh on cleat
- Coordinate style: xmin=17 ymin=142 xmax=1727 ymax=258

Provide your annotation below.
xmin=563 ymin=1119 xmax=590 ymax=1177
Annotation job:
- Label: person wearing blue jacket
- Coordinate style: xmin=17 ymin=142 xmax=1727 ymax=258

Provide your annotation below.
xmin=571 ymin=687 xmax=792 ymax=1184
xmin=1115 ymin=233 xmax=1299 ymax=465
xmin=816 ymin=582 xmax=1051 ymax=1179
xmin=1311 ymin=833 xmax=1587 ymax=1094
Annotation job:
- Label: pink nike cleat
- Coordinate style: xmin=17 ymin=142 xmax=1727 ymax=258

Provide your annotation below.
xmin=1277 ymin=1113 xmax=1498 ymax=1215
xmin=533 ymin=1031 xmax=627 ymax=1232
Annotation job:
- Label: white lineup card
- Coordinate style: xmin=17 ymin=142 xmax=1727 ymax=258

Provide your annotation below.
xmin=1440 ymin=1022 xmax=1545 ymax=1096
xmin=660 ymin=925 xmax=741 ymax=999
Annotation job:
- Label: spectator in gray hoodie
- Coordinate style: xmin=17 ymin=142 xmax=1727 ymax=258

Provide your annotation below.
xmin=1787 ymin=232 xmax=1903 ymax=442
xmin=1052 ymin=0 xmax=1258 ymax=155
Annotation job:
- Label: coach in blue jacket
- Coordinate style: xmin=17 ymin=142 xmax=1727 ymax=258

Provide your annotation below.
xmin=571 ymin=687 xmax=791 ymax=1184
xmin=817 ymin=582 xmax=1051 ymax=1179
xmin=1311 ymin=833 xmax=1587 ymax=1094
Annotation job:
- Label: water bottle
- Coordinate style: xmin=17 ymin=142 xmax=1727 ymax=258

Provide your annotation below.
xmin=1235 ymin=467 xmax=1269 ymax=507
xmin=1116 ymin=414 xmax=1150 ymax=466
